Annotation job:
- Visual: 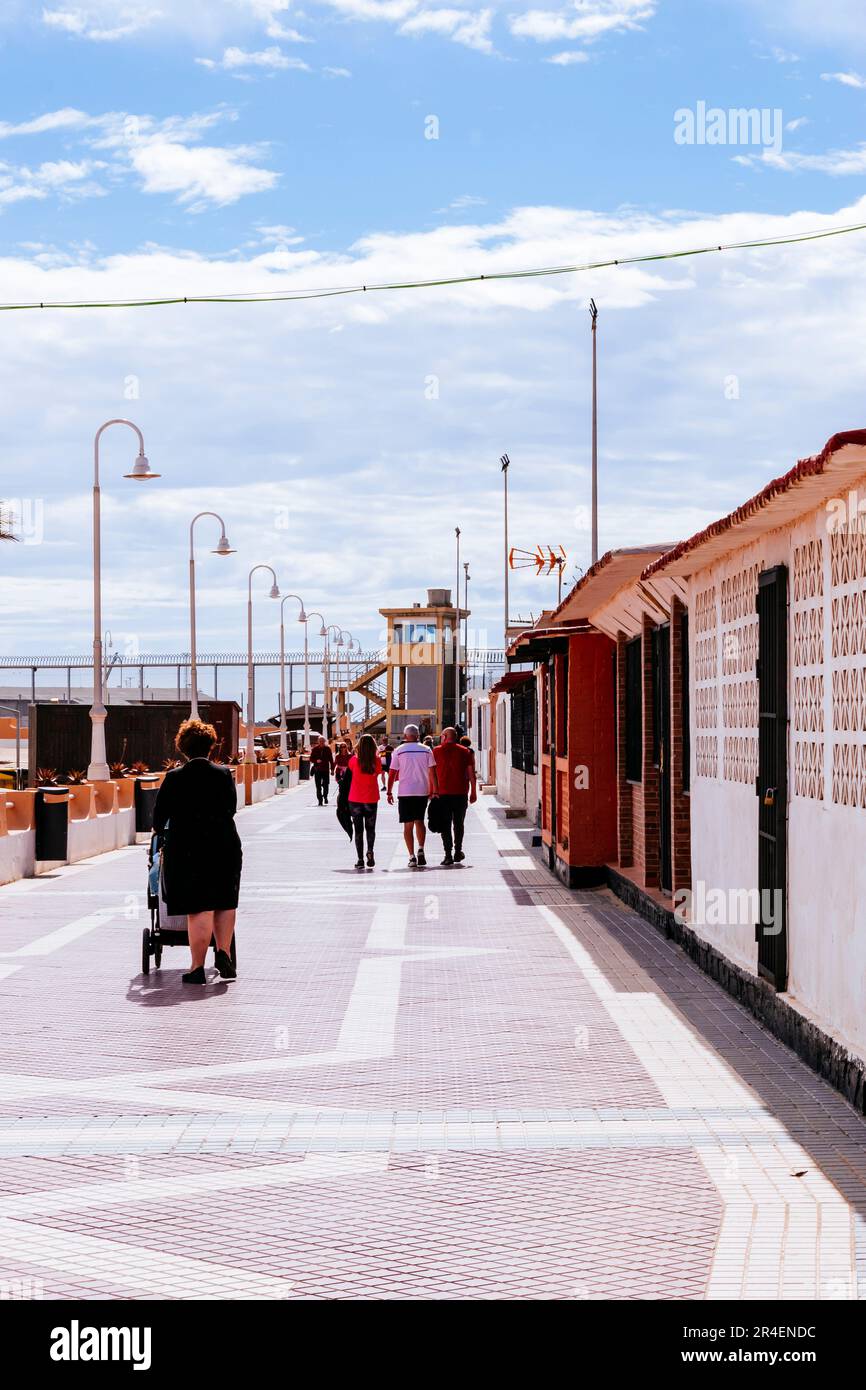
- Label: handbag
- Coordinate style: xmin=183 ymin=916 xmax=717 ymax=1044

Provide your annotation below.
xmin=427 ymin=794 xmax=445 ymax=836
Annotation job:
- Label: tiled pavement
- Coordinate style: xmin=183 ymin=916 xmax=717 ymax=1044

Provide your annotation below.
xmin=0 ymin=785 xmax=865 ymax=1300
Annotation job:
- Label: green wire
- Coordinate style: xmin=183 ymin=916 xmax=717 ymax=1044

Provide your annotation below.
xmin=1 ymin=219 xmax=863 ymax=313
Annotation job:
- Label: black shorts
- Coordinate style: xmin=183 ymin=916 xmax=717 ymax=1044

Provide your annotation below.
xmin=398 ymin=795 xmax=428 ymax=824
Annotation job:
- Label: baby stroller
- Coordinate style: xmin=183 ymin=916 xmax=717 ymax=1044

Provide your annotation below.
xmin=142 ymin=829 xmax=238 ymax=976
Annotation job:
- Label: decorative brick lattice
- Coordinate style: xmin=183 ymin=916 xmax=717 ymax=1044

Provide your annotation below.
xmin=830 ymin=525 xmax=866 ymax=588
xmin=792 ymin=536 xmax=826 ymax=803
xmin=694 ymin=585 xmax=717 ymax=633
xmin=723 ymin=735 xmax=758 ymax=784
xmin=830 ymin=592 xmax=866 ymax=659
xmin=793 ymin=674 xmax=824 ymax=734
xmin=793 ymin=606 xmax=823 ymax=667
xmin=795 ymin=740 xmax=825 ymax=801
xmin=720 ymin=564 xmax=758 ymax=783
xmin=829 ymin=516 xmax=866 ymax=807
xmin=695 ymin=735 xmax=718 ymax=779
xmin=695 ymin=685 xmax=718 ymax=729
xmin=832 ymin=741 xmax=866 ymax=809
xmin=793 ymin=539 xmax=824 ymax=602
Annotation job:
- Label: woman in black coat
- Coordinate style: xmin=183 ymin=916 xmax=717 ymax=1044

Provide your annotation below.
xmin=152 ymin=718 xmax=242 ymax=985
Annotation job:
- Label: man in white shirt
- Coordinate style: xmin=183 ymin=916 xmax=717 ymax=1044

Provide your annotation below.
xmin=387 ymin=724 xmax=439 ymax=868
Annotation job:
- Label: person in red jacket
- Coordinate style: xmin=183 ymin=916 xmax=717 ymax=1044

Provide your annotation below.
xmin=347 ymin=733 xmax=382 ymax=869
xmin=309 ymin=736 xmax=335 ymax=805
xmin=432 ymin=726 xmax=477 ymax=865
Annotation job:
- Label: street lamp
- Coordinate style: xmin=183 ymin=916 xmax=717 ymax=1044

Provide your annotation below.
xmin=306 ymin=611 xmax=327 ymax=738
xmin=245 ymin=564 xmax=280 ymax=765
xmin=88 ymin=419 xmax=160 ymax=781
xmin=278 ymin=593 xmax=307 ymax=759
xmin=339 ymin=631 xmax=358 ymax=737
xmin=189 ymin=512 xmax=234 ymax=720
xmin=325 ymin=624 xmax=343 ymax=739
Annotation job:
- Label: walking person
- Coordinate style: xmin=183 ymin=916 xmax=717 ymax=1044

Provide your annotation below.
xmin=377 ymin=737 xmax=393 ymax=792
xmin=334 ymin=740 xmax=352 ymax=785
xmin=347 ymin=733 xmax=381 ymax=870
xmin=152 ymin=718 xmax=241 ymax=985
xmin=387 ymin=724 xmax=438 ymax=868
xmin=309 ymin=735 xmax=334 ymax=805
xmin=432 ymin=726 xmax=477 ymax=866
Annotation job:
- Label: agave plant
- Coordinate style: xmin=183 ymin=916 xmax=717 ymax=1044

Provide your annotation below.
xmin=36 ymin=767 xmax=59 ymax=786
xmin=66 ymin=769 xmax=88 ymax=785
xmin=129 ymin=761 xmax=150 ymax=775
xmin=162 ymin=757 xmax=181 ymax=771
xmin=109 ymin=761 xmax=128 ymax=779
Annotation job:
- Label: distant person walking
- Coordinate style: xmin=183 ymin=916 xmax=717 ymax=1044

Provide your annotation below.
xmin=347 ymin=733 xmax=381 ymax=870
xmin=309 ymin=735 xmax=334 ymax=805
xmin=433 ymin=726 xmax=477 ymax=866
xmin=152 ymin=718 xmax=241 ymax=985
xmin=334 ymin=740 xmax=352 ymax=785
xmin=378 ymin=738 xmax=393 ymax=791
xmin=388 ymin=724 xmax=437 ymax=869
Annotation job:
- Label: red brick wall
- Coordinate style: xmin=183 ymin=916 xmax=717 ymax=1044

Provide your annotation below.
xmin=615 ymin=631 xmax=634 ymax=867
xmin=640 ymin=613 xmax=661 ymax=887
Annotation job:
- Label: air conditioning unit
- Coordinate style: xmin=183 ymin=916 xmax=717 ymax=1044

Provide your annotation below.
xmin=427 ymin=588 xmax=452 ymax=607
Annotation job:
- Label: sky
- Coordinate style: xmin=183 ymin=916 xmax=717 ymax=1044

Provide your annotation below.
xmin=2 ymin=0 xmax=866 ymax=712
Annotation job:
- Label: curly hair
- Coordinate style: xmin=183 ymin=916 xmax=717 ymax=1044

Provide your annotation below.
xmin=175 ymin=718 xmax=218 ymax=760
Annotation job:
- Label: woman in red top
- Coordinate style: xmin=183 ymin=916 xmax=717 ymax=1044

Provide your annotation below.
xmin=348 ymin=733 xmax=382 ymax=870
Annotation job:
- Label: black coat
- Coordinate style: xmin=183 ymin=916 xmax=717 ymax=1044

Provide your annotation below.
xmin=152 ymin=760 xmax=242 ymax=915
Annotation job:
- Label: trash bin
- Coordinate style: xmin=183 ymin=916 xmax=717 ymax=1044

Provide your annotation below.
xmin=35 ymin=785 xmax=70 ymax=861
xmin=134 ymin=774 xmax=161 ymax=833
xmin=299 ymin=755 xmax=310 ymax=781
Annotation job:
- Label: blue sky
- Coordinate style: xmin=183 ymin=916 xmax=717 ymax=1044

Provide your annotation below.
xmin=1 ymin=0 xmax=866 ymax=711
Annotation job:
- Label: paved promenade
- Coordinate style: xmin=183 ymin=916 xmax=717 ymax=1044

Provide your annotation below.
xmin=0 ymin=782 xmax=865 ymax=1300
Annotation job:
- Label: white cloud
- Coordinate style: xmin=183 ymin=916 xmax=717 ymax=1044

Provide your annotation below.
xmin=196 ymin=45 xmax=311 ymax=72
xmin=510 ymin=0 xmax=655 ymax=44
xmin=400 ymin=7 xmax=493 ymax=52
xmin=546 ymin=49 xmax=590 ymax=65
xmin=0 ymin=156 xmax=104 ymax=208
xmin=821 ymin=70 xmax=866 ymax=89
xmin=736 ymin=143 xmax=866 ymax=175
xmin=323 ymin=66 xmax=352 ymax=77
xmin=785 ymin=117 xmax=809 ymax=131
xmin=129 ymin=139 xmax=277 ymax=207
xmin=41 ymin=4 xmax=159 ymax=40
xmin=0 ymin=105 xmax=280 ymax=209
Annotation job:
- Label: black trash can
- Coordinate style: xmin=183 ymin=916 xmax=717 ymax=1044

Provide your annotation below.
xmin=134 ymin=774 xmax=161 ymax=833
xmin=299 ymin=755 xmax=310 ymax=782
xmin=35 ymin=785 xmax=70 ymax=861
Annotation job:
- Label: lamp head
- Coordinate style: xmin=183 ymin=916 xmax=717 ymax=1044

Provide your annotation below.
xmin=269 ymin=583 xmax=280 ymax=599
xmin=124 ymin=452 xmax=160 ymax=481
xmin=298 ymin=609 xmax=307 ymax=623
xmin=213 ymin=534 xmax=235 ymax=556
xmin=319 ymin=625 xmax=327 ymax=638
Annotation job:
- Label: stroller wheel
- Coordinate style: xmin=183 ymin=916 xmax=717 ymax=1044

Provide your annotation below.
xmin=154 ymin=940 xmax=163 ymax=969
xmin=141 ymin=927 xmax=151 ymax=977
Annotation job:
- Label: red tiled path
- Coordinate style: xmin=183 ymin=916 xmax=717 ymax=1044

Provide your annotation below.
xmin=0 ymin=784 xmax=864 ymax=1299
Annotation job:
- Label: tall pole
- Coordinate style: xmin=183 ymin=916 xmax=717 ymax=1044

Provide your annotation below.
xmin=89 ymin=419 xmax=157 ymax=782
xmin=500 ymin=454 xmax=510 ymax=648
xmin=590 ymin=299 xmax=599 ymax=566
xmin=278 ymin=594 xmax=305 ymax=759
xmin=246 ymin=565 xmax=279 ymax=765
xmin=463 ymin=561 xmax=470 ymax=709
xmin=306 ymin=612 xmax=325 ymax=738
xmin=455 ymin=526 xmax=461 ymax=729
xmin=189 ymin=511 xmax=233 ymax=720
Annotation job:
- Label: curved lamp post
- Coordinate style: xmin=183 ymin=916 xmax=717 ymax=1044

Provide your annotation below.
xmin=339 ymin=631 xmax=359 ymax=737
xmin=325 ymin=625 xmax=343 ymax=740
xmin=245 ymin=565 xmax=280 ymax=765
xmin=278 ymin=593 xmax=307 ymax=759
xmin=189 ymin=512 xmax=234 ymax=720
xmin=305 ymin=611 xmax=327 ymax=738
xmin=88 ymin=419 xmax=160 ymax=781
